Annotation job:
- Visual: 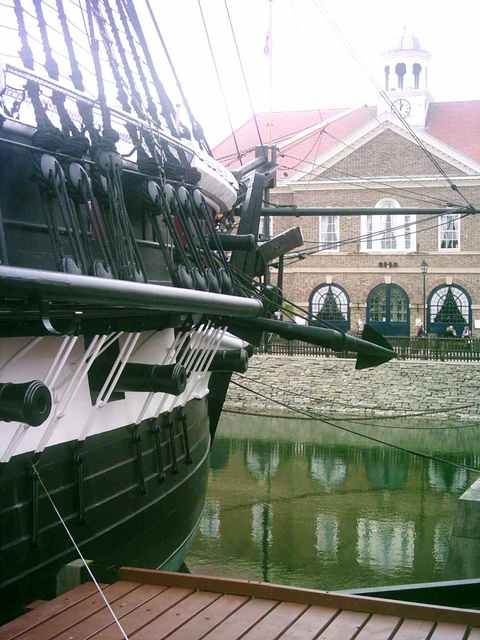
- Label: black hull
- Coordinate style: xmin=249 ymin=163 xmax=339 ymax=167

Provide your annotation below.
xmin=0 ymin=398 xmax=210 ymax=621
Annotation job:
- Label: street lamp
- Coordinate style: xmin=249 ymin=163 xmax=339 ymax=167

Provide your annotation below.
xmin=421 ymin=260 xmax=428 ymax=332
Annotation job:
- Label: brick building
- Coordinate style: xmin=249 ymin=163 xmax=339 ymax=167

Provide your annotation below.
xmin=215 ymin=33 xmax=480 ymax=336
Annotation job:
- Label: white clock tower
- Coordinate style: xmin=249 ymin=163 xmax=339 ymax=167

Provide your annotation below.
xmin=378 ymin=30 xmax=431 ymax=128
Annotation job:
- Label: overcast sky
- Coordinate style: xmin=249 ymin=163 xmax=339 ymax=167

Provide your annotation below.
xmin=150 ymin=0 xmax=480 ymax=146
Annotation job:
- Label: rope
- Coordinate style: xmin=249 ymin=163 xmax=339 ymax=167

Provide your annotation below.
xmin=231 ymin=379 xmax=480 ymax=474
xmin=311 ymin=0 xmax=477 ymax=211
xmin=197 ymin=0 xmax=242 ymax=165
xmin=236 ymin=372 xmax=478 ymax=416
xmin=143 ymin=0 xmax=209 ymax=150
xmin=224 ymin=408 xmax=480 ymax=430
xmin=280 ymin=151 xmax=459 ymax=207
xmin=224 ymin=0 xmax=263 ymax=146
xmin=31 ymin=464 xmax=129 ymax=640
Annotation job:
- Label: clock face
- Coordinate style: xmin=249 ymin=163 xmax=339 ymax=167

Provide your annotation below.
xmin=392 ymin=98 xmax=411 ymax=117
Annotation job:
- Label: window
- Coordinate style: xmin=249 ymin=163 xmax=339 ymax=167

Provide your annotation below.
xmin=413 ymin=63 xmax=422 ymax=90
xmin=309 ymin=283 xmax=350 ymax=330
xmin=439 ymin=214 xmax=460 ymax=250
xmin=361 ymin=199 xmax=415 ymax=252
xmin=319 ymin=215 xmax=339 ymax=251
xmin=384 ymin=65 xmax=390 ymax=91
xmin=395 ymin=62 xmax=406 ymax=89
xmin=428 ymin=285 xmax=470 ymax=329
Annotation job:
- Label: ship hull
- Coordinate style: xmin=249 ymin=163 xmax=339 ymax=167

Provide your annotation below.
xmin=0 ymin=396 xmax=210 ymax=621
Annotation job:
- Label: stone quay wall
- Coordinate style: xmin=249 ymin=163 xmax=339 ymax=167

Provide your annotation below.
xmin=226 ymin=355 xmax=480 ymax=420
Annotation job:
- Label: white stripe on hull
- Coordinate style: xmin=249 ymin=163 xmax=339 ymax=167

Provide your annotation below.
xmin=0 ymin=328 xmax=214 ymax=461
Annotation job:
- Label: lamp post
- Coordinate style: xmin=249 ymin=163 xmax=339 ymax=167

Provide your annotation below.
xmin=421 ymin=260 xmax=428 ymax=333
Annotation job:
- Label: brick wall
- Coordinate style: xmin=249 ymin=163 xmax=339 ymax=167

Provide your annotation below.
xmin=266 ymin=133 xmax=480 ymax=334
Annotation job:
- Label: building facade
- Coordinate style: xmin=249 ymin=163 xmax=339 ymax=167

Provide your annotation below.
xmin=214 ymin=33 xmax=480 ymax=336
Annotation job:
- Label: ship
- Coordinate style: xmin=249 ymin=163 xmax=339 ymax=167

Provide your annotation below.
xmin=0 ymin=0 xmax=398 ymax=620
xmin=0 ymin=0 xmax=276 ymax=617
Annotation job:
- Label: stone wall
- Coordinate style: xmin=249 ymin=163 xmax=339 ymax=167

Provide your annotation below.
xmin=226 ymin=355 xmax=480 ymax=420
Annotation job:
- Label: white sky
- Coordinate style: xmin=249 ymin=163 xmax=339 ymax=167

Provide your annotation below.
xmin=151 ymin=0 xmax=480 ymax=145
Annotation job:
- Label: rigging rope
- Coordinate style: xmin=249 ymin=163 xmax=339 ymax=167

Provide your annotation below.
xmin=197 ymin=0 xmax=243 ymax=165
xmin=234 ymin=373 xmax=478 ymax=419
xmin=32 ymin=464 xmax=130 ymax=640
xmin=223 ymin=407 xmax=480 ymax=429
xmin=224 ymin=0 xmax=263 ymax=146
xmin=311 ymin=0 xmax=477 ymax=211
xmin=280 ymin=150 xmax=460 ymax=207
xmin=231 ymin=379 xmax=480 ymax=474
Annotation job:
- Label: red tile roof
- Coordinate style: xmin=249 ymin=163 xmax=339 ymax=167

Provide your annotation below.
xmin=426 ymin=100 xmax=480 ymax=163
xmin=214 ymin=101 xmax=480 ymax=173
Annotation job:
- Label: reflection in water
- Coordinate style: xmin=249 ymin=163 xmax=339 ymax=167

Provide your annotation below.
xmin=189 ymin=414 xmax=479 ymax=591
xmin=428 ymin=461 xmax=468 ymax=493
xmin=363 ymin=448 xmax=410 ymax=490
xmin=315 ymin=514 xmax=338 ymax=558
xmin=310 ymin=450 xmax=347 ymax=488
xmin=433 ymin=521 xmax=452 ymax=568
xmin=357 ymin=518 xmax=415 ymax=571
xmin=251 ymin=503 xmax=273 ymax=545
xmin=245 ymin=441 xmax=280 ymax=480
xmin=199 ymin=499 xmax=221 ymax=539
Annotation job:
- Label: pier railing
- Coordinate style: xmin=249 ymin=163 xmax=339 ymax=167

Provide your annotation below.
xmin=256 ymin=336 xmax=480 ymax=362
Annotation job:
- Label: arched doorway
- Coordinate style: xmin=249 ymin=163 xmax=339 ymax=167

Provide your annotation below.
xmin=427 ymin=284 xmax=471 ymax=336
xmin=309 ymin=283 xmax=350 ymax=332
xmin=366 ymin=283 xmax=410 ymax=336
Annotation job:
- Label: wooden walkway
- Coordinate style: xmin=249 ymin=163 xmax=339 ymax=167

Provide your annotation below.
xmin=1 ymin=567 xmax=480 ymax=640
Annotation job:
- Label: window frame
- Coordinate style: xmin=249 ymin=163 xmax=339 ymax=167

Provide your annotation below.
xmin=318 ymin=215 xmax=340 ymax=252
xmin=438 ymin=213 xmax=461 ymax=252
xmin=309 ymin=282 xmax=350 ymax=330
xmin=360 ymin=198 xmax=416 ymax=253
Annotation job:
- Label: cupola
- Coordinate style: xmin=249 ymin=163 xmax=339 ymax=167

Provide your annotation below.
xmin=378 ymin=28 xmax=431 ymax=128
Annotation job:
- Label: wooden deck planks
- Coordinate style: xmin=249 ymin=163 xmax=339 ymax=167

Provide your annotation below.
xmin=391 ymin=619 xmax=435 ymax=639
xmin=316 ymin=610 xmax=370 ymax=640
xmin=14 ymin=582 xmax=138 ymax=640
xmin=240 ymin=601 xmax=308 ymax=640
xmin=165 ymin=594 xmax=249 ymax=640
xmin=0 ymin=582 xmax=100 ymax=640
xmin=2 ymin=569 xmax=480 ymax=640
xmin=354 ymin=614 xmax=401 ymax=640
xmin=278 ymin=605 xmax=339 ymax=640
xmin=132 ymin=591 xmax=221 ymax=640
xmin=201 ymin=597 xmax=279 ymax=640
xmin=88 ymin=587 xmax=192 ymax=640
xmin=430 ymin=622 xmax=470 ymax=639
xmin=119 ymin=567 xmax=480 ymax=627
xmin=51 ymin=584 xmax=163 ymax=640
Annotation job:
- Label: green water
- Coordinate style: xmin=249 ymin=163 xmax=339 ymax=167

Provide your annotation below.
xmin=187 ymin=412 xmax=480 ymax=591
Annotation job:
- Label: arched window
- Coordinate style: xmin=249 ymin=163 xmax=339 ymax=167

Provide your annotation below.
xmin=384 ymin=65 xmax=390 ymax=91
xmin=413 ymin=63 xmax=422 ymax=90
xmin=309 ymin=283 xmax=350 ymax=331
xmin=395 ymin=62 xmax=406 ymax=89
xmin=428 ymin=284 xmax=471 ymax=335
xmin=367 ymin=283 xmax=410 ymax=336
xmin=361 ymin=198 xmax=415 ymax=252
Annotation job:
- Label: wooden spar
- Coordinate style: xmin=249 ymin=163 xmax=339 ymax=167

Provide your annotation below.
xmin=261 ymin=206 xmax=475 ymax=216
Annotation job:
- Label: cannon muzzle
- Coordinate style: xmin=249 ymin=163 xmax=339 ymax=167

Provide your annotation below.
xmin=0 ymin=381 xmax=52 ymax=426
xmin=208 ymin=349 xmax=249 ymax=373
